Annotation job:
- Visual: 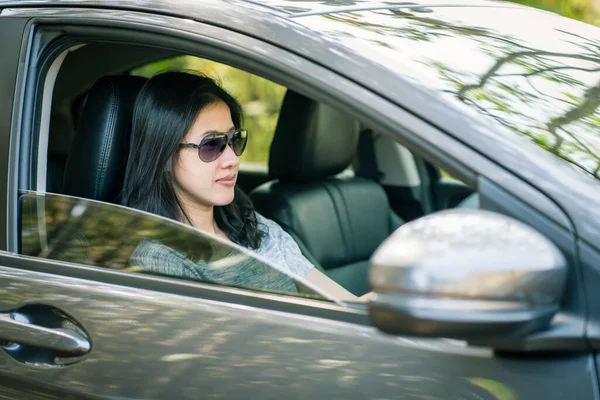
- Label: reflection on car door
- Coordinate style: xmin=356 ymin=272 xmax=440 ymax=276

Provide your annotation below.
xmin=0 ymin=193 xmax=595 ymax=399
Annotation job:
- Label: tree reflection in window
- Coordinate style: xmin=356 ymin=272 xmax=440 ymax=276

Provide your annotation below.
xmin=299 ymin=7 xmax=600 ymax=178
xmin=19 ymin=192 xmax=325 ymax=300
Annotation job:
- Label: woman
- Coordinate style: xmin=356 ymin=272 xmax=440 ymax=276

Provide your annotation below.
xmin=121 ymin=71 xmax=360 ymax=301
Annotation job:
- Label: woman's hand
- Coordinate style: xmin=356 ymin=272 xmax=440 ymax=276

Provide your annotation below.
xmin=302 ymin=268 xmax=375 ymax=302
xmin=358 ymin=291 xmax=375 ymax=302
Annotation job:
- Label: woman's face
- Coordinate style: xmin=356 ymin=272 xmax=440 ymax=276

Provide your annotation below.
xmin=172 ymin=101 xmax=240 ymax=210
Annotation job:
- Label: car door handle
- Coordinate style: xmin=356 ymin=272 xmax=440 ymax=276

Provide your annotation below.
xmin=0 ymin=313 xmax=91 ymax=355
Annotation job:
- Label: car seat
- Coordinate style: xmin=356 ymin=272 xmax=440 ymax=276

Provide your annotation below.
xmin=251 ymin=90 xmax=403 ymax=296
xmin=62 ymin=75 xmax=147 ymax=203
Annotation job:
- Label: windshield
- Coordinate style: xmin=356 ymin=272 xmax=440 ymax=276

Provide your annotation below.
xmin=296 ymin=5 xmax=600 ymax=179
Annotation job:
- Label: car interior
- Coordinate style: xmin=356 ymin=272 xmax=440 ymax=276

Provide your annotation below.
xmin=38 ymin=42 xmax=478 ymax=297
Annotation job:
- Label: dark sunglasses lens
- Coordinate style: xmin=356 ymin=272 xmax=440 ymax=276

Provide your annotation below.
xmin=199 ymin=136 xmax=228 ymax=162
xmin=232 ymin=129 xmax=248 ymax=156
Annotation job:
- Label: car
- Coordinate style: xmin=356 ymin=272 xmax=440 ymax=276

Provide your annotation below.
xmin=0 ymin=0 xmax=599 ymax=398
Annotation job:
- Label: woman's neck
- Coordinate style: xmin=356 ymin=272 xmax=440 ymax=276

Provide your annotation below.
xmin=174 ymin=190 xmax=230 ymax=241
xmin=180 ymin=202 xmax=231 ymax=241
xmin=175 ymin=194 xmax=217 ymax=234
xmin=186 ymin=206 xmax=217 ymax=235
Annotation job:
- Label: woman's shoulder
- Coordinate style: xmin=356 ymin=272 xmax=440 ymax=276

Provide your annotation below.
xmin=256 ymin=213 xmax=280 ymax=234
xmin=256 ymin=213 xmax=290 ymax=248
xmin=254 ymin=212 xmax=314 ymax=279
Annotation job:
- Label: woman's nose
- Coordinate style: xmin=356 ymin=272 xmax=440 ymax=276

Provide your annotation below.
xmin=219 ymin=143 xmax=240 ymax=168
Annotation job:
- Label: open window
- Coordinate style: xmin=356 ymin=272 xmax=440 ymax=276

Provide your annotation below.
xmin=15 ymin=24 xmax=480 ymax=301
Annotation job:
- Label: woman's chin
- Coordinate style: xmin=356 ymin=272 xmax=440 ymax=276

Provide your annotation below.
xmin=212 ymin=191 xmax=236 ymax=206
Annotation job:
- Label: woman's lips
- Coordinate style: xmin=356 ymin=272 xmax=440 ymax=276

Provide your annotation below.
xmin=216 ymin=175 xmax=236 ymax=187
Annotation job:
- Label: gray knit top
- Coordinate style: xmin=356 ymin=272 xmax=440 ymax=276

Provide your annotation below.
xmin=128 ymin=214 xmax=314 ymax=293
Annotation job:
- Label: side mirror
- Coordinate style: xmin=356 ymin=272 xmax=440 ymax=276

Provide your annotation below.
xmin=368 ymin=210 xmax=567 ymax=340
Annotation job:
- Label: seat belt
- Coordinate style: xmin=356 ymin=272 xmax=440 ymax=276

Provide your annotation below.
xmin=356 ymin=129 xmax=383 ymax=181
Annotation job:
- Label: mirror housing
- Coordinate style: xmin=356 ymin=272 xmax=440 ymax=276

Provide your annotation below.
xmin=368 ymin=210 xmax=567 ymax=339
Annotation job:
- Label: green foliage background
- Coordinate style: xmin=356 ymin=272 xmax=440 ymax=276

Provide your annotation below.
xmin=510 ymin=0 xmax=600 ymax=26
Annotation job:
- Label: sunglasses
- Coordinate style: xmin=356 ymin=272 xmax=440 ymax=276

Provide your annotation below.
xmin=179 ymin=129 xmax=248 ymax=163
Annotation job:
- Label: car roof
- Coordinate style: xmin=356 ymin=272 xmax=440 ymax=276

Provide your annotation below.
xmin=255 ymin=0 xmax=525 ymax=15
xmin=0 ymin=0 xmax=523 ymax=14
xmin=3 ymin=0 xmax=600 ymax=247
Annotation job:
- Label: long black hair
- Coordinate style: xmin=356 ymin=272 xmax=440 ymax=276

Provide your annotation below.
xmin=121 ymin=71 xmax=264 ymax=249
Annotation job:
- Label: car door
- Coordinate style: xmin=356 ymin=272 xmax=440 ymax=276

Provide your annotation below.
xmin=2 ymin=195 xmax=597 ymax=400
xmin=1 ymin=190 xmax=376 ymax=399
xmin=0 ymin=4 xmax=598 ymax=400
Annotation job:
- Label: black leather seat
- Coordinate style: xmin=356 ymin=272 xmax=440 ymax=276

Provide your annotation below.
xmin=63 ymin=75 xmax=147 ymax=203
xmin=251 ymin=91 xmax=403 ymax=296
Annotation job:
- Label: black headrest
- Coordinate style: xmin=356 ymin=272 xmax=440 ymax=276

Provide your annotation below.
xmin=269 ymin=91 xmax=359 ymax=182
xmin=63 ymin=75 xmax=147 ymax=202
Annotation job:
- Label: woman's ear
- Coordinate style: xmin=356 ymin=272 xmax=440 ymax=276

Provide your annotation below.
xmin=166 ymin=155 xmax=175 ymax=173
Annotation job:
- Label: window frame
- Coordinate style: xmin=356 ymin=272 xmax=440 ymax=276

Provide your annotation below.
xmin=10 ymin=9 xmax=483 ymax=196
xmin=0 ymin=16 xmax=31 ymax=253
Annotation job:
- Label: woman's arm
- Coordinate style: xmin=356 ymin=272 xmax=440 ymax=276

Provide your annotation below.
xmin=257 ymin=214 xmax=372 ymax=302
xmin=303 ymin=267 xmax=358 ymax=301
xmin=303 ymin=268 xmax=374 ymax=302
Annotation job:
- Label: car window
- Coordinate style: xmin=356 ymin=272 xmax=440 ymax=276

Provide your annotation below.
xmin=18 ymin=191 xmax=330 ymax=302
xmin=130 ymin=56 xmax=285 ymax=167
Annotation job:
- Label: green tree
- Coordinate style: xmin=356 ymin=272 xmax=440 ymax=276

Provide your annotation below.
xmin=509 ymin=0 xmax=600 ymax=26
